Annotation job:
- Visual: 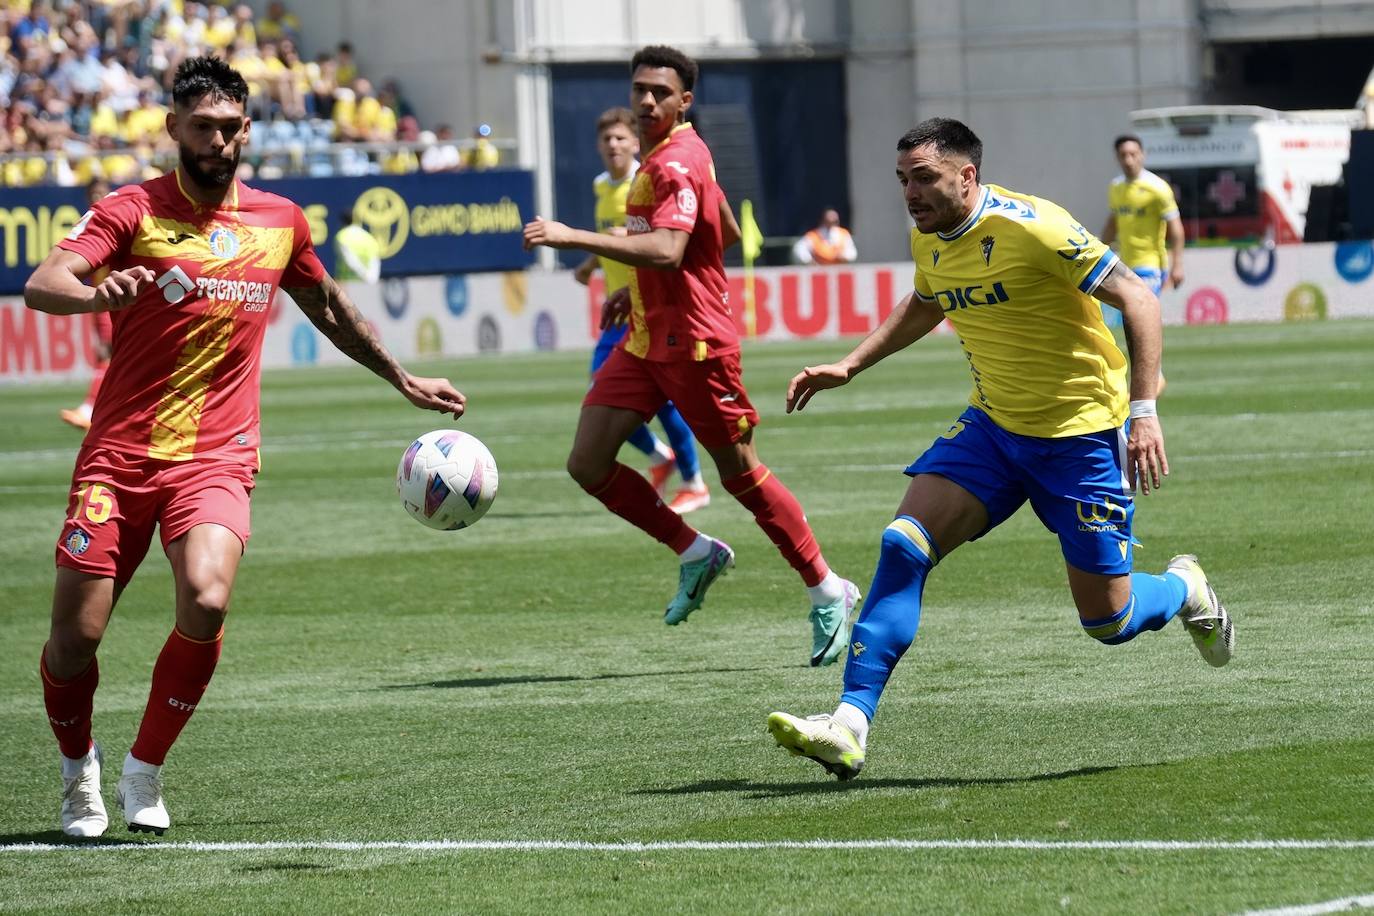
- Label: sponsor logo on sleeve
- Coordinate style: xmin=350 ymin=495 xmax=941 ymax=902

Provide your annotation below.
xmin=676 ymin=188 xmax=697 ymax=215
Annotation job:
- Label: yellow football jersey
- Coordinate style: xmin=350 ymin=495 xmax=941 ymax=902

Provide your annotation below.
xmin=1107 ymin=169 xmax=1179 ymax=270
xmin=912 ymin=184 xmax=1128 ymax=438
xmin=592 ymin=163 xmax=638 ymax=294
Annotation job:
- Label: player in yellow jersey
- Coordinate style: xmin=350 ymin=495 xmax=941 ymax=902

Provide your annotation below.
xmin=572 ymin=108 xmax=709 ymax=513
xmin=1102 ymin=133 xmax=1182 ymax=391
xmin=1102 ymin=134 xmax=1185 ymax=295
xmin=766 ymin=118 xmax=1232 ymax=781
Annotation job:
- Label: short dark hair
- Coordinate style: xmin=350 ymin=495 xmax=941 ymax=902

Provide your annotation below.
xmin=1114 ymin=133 xmax=1143 ymax=151
xmin=897 ymin=118 xmax=983 ymax=177
xmin=596 ymin=107 xmax=636 ymax=134
xmin=631 ymin=45 xmax=698 ymax=93
xmin=171 ymin=56 xmax=248 ymax=108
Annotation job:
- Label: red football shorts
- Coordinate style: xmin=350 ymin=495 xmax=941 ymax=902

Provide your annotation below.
xmin=584 ymin=347 xmax=761 ymax=448
xmin=55 ymin=446 xmax=256 ymax=583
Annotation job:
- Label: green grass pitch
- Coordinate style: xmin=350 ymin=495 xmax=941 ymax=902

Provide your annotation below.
xmin=1 ymin=319 xmax=1371 ymax=914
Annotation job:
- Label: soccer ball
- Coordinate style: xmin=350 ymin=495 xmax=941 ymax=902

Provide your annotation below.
xmin=396 ymin=429 xmax=498 ymax=530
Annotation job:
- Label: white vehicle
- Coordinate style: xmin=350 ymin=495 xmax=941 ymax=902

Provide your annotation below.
xmin=1129 ymin=105 xmax=1362 ymax=244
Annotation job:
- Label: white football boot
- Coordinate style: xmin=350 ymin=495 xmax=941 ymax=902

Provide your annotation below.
xmin=60 ymin=742 xmax=108 ymax=838
xmin=117 ymin=760 xmax=170 ymax=836
xmin=1168 ymin=554 xmax=1234 ymax=667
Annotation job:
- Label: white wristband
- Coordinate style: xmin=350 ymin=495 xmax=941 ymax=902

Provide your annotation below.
xmin=1129 ymin=399 xmax=1158 ymax=419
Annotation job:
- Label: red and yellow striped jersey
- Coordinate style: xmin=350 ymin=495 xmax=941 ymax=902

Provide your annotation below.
xmin=58 ymin=171 xmax=325 ymax=466
xmin=622 ymin=124 xmax=734 ymax=362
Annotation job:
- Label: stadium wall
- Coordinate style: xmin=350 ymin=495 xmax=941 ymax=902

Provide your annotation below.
xmin=3 ymin=241 xmax=1372 ymax=383
xmin=280 ymin=1 xmax=1203 ymax=264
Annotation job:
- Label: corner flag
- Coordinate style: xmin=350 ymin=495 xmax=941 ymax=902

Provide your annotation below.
xmin=740 ymin=200 xmax=763 ymax=336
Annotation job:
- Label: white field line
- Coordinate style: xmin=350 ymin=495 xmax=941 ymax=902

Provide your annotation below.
xmin=1240 ymin=893 xmax=1374 ymax=915
xmin=3 ymin=838 xmax=1374 ymax=854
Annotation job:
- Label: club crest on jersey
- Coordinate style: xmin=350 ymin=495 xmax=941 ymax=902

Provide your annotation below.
xmin=208 ymin=227 xmax=240 ymax=259
xmin=980 ymin=235 xmax=996 ymax=266
xmin=64 ymin=528 xmax=91 ymax=556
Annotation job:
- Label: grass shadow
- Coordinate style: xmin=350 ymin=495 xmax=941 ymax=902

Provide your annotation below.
xmin=382 ymin=665 xmax=785 ymax=690
xmin=636 ymin=765 xmax=1123 ymax=799
xmin=0 ymin=830 xmax=159 ymax=847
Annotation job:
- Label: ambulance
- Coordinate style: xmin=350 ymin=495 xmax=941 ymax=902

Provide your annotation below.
xmin=1129 ymin=105 xmax=1362 ymax=244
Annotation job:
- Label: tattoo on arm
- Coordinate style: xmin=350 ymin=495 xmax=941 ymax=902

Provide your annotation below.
xmin=284 ymin=276 xmax=400 ymax=380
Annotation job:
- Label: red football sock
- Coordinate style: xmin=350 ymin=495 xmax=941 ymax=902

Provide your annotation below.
xmin=41 ymin=648 xmax=98 ymax=760
xmin=583 ymin=463 xmax=697 ymax=554
xmin=723 ymin=465 xmax=828 ymax=586
xmin=83 ymin=363 xmax=107 ymax=409
xmin=130 ymin=627 xmax=223 ymax=766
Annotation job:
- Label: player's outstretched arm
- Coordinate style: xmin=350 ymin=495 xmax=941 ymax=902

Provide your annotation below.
xmin=523 ymin=217 xmax=689 ymax=269
xmin=285 ymin=275 xmax=466 ymax=419
xmin=1096 ymin=262 xmax=1167 ymax=494
xmin=25 ymin=249 xmax=154 ymax=315
xmin=786 ymin=291 xmax=942 ymax=413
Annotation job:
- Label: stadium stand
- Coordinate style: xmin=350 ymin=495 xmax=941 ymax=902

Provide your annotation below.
xmin=0 ymin=0 xmax=510 ymax=185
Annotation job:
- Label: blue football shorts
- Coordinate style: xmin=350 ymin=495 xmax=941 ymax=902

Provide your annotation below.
xmin=1100 ymin=266 xmax=1164 ymax=327
xmin=1132 ymin=266 xmax=1166 ymax=296
xmin=591 ymin=323 xmax=630 ymax=373
xmin=906 ymin=406 xmax=1135 ymax=575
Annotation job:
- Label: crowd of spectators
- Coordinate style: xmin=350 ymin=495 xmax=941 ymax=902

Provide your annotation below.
xmin=2 ymin=0 xmax=505 ymax=187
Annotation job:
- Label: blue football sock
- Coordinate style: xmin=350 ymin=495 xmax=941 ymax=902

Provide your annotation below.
xmin=626 ymin=424 xmax=658 ymax=456
xmin=657 ymin=404 xmax=699 ymax=480
xmin=1081 ymin=571 xmax=1188 ymax=645
xmin=840 ymin=516 xmax=939 ymax=720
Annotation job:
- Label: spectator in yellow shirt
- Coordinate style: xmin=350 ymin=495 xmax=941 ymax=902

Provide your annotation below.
xmin=462 ymin=123 xmax=499 ymax=170
xmin=334 ymin=42 xmax=357 ymax=86
xmin=121 ymin=91 xmax=166 ymax=145
xmin=257 ymin=0 xmax=301 ymax=44
xmin=231 ymin=3 xmax=256 ymax=47
xmin=331 ymin=85 xmax=357 ymax=140
xmin=204 ymin=4 xmax=236 ymax=50
xmin=353 ymin=79 xmax=396 ymax=141
xmin=87 ymin=92 xmax=121 ymax=140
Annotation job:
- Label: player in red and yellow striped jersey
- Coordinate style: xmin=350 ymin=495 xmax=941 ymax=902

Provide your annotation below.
xmin=524 ymin=46 xmax=858 ymax=665
xmin=24 ymin=56 xmax=465 ymax=838
xmin=572 ymin=107 xmax=710 ymax=513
